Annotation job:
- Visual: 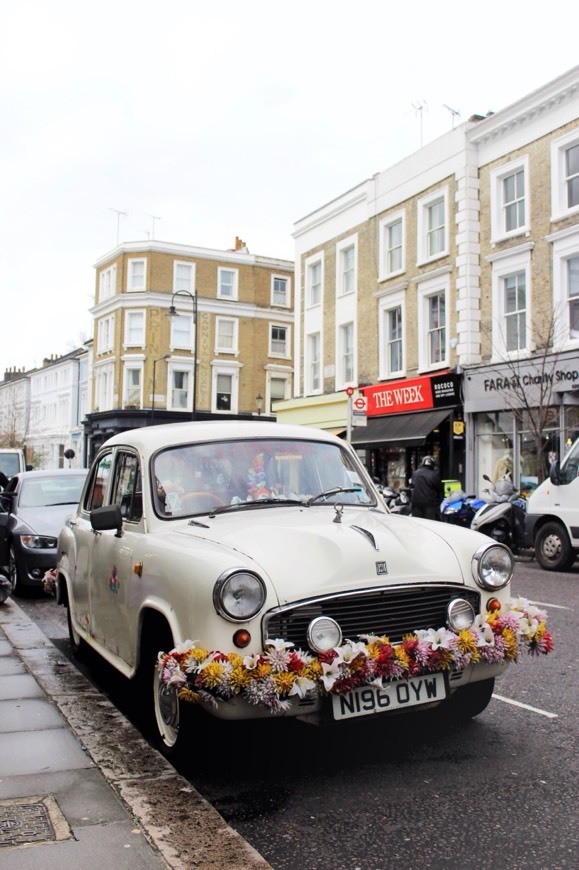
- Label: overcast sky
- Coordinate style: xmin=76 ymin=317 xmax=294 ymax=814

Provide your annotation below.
xmin=1 ymin=0 xmax=576 ymax=377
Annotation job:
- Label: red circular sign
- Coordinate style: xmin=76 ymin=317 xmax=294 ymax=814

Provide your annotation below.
xmin=345 ymin=387 xmax=354 ymax=397
xmin=353 ymin=397 xmax=366 ymax=410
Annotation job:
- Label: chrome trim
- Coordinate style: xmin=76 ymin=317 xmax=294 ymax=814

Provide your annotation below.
xmin=350 ymin=525 xmax=378 ymax=550
xmin=471 ymin=542 xmax=513 ymax=590
xmin=213 ymin=567 xmax=267 ymax=623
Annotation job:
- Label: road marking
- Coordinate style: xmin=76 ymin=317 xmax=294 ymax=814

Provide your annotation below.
xmin=492 ymin=693 xmax=558 ymax=718
xmin=530 ymin=600 xmax=570 ymax=610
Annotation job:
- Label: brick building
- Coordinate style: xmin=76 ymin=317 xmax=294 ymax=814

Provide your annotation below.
xmin=86 ymin=238 xmax=294 ymax=461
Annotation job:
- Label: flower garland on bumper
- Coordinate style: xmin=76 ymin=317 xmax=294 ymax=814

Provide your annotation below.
xmin=158 ymin=597 xmax=553 ymax=714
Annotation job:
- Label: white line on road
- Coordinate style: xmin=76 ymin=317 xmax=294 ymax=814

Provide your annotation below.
xmin=492 ymin=693 xmax=558 ymax=718
xmin=530 ymin=600 xmax=571 ymax=610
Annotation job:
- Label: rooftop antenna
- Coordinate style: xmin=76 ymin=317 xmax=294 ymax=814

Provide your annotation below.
xmin=109 ymin=208 xmax=127 ymax=245
xmin=144 ymin=213 xmax=161 ymax=239
xmin=443 ymin=104 xmax=461 ymax=129
xmin=412 ymin=100 xmax=427 ymax=147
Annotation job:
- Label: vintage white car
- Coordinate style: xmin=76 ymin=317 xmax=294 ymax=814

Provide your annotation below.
xmin=56 ymin=421 xmax=551 ymax=757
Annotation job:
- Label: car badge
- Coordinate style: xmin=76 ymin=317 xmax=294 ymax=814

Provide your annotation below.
xmin=376 ymin=561 xmax=388 ymax=575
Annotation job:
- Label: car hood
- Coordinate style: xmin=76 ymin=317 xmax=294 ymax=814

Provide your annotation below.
xmin=178 ymin=506 xmax=470 ymax=603
xmin=13 ymin=505 xmax=78 ymax=536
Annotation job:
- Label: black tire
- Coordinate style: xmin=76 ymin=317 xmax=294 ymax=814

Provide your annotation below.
xmin=447 ymin=678 xmax=495 ymax=721
xmin=535 ymin=521 xmax=576 ymax=571
xmin=8 ymin=545 xmax=27 ymax=597
xmin=66 ymin=599 xmax=86 ymax=659
xmin=139 ymin=626 xmax=197 ymax=760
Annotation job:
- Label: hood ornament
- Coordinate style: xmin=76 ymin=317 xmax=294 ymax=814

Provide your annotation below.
xmin=333 ymin=504 xmax=344 ymax=523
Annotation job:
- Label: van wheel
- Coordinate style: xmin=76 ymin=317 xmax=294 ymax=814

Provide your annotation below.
xmin=66 ymin=602 xmax=86 ymax=659
xmin=535 ymin=522 xmax=575 ymax=571
xmin=447 ymin=678 xmax=495 ymax=720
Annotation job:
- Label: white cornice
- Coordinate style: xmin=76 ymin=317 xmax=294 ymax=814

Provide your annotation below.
xmin=94 ymin=240 xmax=293 ymax=271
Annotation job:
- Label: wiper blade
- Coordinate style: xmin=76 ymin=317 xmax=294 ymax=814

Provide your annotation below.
xmin=306 ymin=486 xmax=361 ymax=506
xmin=208 ymin=497 xmax=305 ymax=517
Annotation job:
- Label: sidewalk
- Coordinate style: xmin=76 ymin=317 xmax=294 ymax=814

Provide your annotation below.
xmin=0 ymin=597 xmax=270 ymax=869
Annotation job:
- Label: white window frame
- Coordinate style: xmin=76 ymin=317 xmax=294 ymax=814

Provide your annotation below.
xmin=417 ymin=187 xmax=449 ymax=265
xmin=417 ymin=273 xmax=449 ymax=372
xmin=306 ymin=331 xmax=322 ymax=394
xmin=336 ymin=235 xmax=357 ymax=297
xmin=267 ymin=373 xmax=291 ymax=414
xmin=93 ymin=361 xmax=114 ymax=411
xmin=271 ymin=275 xmax=290 ymax=307
xmin=173 ymin=261 xmax=195 ymax=294
xmin=305 ymin=254 xmax=323 ymax=308
xmin=379 ymin=212 xmax=405 ymax=280
xmin=97 ymin=314 xmax=115 ymax=354
xmin=122 ymin=362 xmax=144 ymax=408
xmin=378 ymin=290 xmax=405 ymax=379
xmin=551 ymin=227 xmax=579 ymax=351
xmin=490 ymin=247 xmax=532 ymax=361
xmin=99 ymin=264 xmax=117 ymax=301
xmin=336 ymin=321 xmax=355 ymax=390
xmin=170 ymin=314 xmax=193 ymax=351
xmin=551 ymin=127 xmax=579 ymax=221
xmin=215 ymin=317 xmax=239 ymax=354
xmin=269 ymin=323 xmax=290 ymax=358
xmin=217 ymin=267 xmax=238 ymax=300
xmin=127 ymin=258 xmax=146 ymax=292
xmin=211 ymin=364 xmax=240 ymax=414
xmin=167 ymin=363 xmax=194 ymax=411
xmin=490 ymin=156 xmax=530 ymax=242
xmin=123 ymin=309 xmax=146 ymax=348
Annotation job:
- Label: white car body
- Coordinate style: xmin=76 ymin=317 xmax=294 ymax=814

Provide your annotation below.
xmin=56 ymin=421 xmax=523 ymax=748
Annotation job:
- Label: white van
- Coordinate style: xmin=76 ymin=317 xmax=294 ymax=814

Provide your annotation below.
xmin=526 ymin=437 xmax=579 ymax=571
xmin=0 ymin=448 xmax=27 ymax=483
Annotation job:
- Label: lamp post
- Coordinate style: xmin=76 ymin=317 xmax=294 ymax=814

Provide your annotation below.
xmin=167 ymin=289 xmax=197 ymax=420
xmin=255 ymin=393 xmax=263 ymax=416
xmin=151 ymin=354 xmax=170 ymax=422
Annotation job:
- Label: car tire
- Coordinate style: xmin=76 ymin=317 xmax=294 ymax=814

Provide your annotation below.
xmin=447 ymin=677 xmax=495 ymax=721
xmin=8 ymin=545 xmax=26 ymax=597
xmin=139 ymin=626 xmax=197 ymax=761
xmin=534 ymin=521 xmax=576 ymax=571
xmin=66 ymin=600 xmax=86 ymax=659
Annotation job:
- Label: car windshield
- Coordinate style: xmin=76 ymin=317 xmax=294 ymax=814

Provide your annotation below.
xmin=19 ymin=475 xmax=86 ymax=508
xmin=152 ymin=437 xmax=375 ymax=517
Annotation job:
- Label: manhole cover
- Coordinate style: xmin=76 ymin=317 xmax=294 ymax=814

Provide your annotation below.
xmin=0 ymin=795 xmax=72 ymax=849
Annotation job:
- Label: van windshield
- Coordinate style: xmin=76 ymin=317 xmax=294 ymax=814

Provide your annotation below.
xmin=0 ymin=454 xmax=22 ymax=478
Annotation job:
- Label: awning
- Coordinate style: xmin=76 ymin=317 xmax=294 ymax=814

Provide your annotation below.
xmin=350 ymin=408 xmax=451 ymax=448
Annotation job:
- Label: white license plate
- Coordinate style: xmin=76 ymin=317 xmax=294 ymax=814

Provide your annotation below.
xmin=332 ymin=673 xmax=447 ymax=721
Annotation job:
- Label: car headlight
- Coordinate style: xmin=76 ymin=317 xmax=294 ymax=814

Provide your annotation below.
xmin=447 ymin=598 xmax=475 ymax=631
xmin=307 ymin=616 xmax=342 ymax=653
xmin=472 ymin=543 xmax=513 ymax=590
xmin=213 ymin=569 xmax=266 ymax=622
xmin=20 ymin=535 xmax=57 ymax=549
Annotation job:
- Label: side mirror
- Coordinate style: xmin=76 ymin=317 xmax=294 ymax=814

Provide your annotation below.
xmin=549 ymin=461 xmax=562 ymax=486
xmin=90 ymin=504 xmax=123 ymax=537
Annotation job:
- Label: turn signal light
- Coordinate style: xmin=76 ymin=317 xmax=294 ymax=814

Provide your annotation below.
xmin=233 ymin=629 xmax=251 ymax=648
xmin=486 ymin=597 xmax=502 ymax=612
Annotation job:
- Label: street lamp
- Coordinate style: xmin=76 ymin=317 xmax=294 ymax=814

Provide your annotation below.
xmin=151 ymin=354 xmax=170 ymax=422
xmin=255 ymin=393 xmax=263 ymax=416
xmin=167 ymin=289 xmax=198 ymax=419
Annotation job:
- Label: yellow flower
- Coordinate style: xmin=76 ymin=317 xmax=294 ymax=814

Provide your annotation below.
xmin=274 ymin=671 xmax=295 ymax=696
xmin=199 ymin=661 xmax=224 ymax=688
xmin=394 ymin=646 xmax=411 ymax=668
xmin=188 ymin=647 xmax=209 ymax=662
xmin=458 ymin=630 xmax=478 ymax=656
xmin=178 ymin=687 xmax=200 ymax=703
xmin=230 ymin=666 xmax=251 ymax=691
xmin=228 ymin=653 xmax=245 ymax=668
xmin=502 ymin=628 xmax=518 ymax=660
xmin=254 ymin=662 xmax=272 ymax=680
xmin=305 ymin=660 xmax=323 ymax=678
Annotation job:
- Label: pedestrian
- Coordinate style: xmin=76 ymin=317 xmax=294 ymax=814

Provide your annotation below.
xmin=411 ymin=456 xmax=443 ymax=520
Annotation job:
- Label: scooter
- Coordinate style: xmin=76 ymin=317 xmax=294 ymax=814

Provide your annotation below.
xmin=440 ymin=490 xmax=486 ymax=528
xmin=470 ymin=475 xmax=529 ymax=553
xmin=382 ymin=486 xmax=412 ymax=515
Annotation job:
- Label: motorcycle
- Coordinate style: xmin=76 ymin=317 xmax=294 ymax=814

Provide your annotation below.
xmin=440 ymin=489 xmax=486 ymax=528
xmin=0 ymin=565 xmax=13 ymax=605
xmin=470 ymin=474 xmax=529 ymax=553
xmin=382 ymin=485 xmax=412 ymax=515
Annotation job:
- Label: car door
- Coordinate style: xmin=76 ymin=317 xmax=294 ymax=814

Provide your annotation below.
xmin=89 ymin=449 xmax=145 ymax=667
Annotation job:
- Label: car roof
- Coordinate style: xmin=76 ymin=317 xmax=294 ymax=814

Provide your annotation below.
xmin=100 ymin=421 xmax=342 ymax=453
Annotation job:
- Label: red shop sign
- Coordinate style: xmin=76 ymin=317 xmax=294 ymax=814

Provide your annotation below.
xmin=363 ymin=372 xmax=458 ymax=417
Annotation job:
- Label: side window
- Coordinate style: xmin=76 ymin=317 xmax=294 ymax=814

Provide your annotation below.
xmin=85 ymin=452 xmax=113 ymax=511
xmin=111 ymin=452 xmax=142 ymax=522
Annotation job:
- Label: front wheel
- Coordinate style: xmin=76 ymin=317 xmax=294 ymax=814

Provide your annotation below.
xmin=447 ymin=678 xmax=495 ymax=721
xmin=66 ymin=601 xmax=86 ymax=659
xmin=535 ymin=522 xmax=576 ymax=571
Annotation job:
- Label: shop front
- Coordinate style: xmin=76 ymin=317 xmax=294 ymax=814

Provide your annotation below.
xmin=463 ymin=351 xmax=579 ymax=498
xmin=352 ymin=372 xmax=464 ymax=491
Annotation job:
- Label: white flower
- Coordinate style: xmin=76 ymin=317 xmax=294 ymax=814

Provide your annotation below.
xmin=289 ymin=676 xmax=316 ymax=698
xmin=335 ymin=641 xmax=368 ymax=664
xmin=321 ymin=660 xmax=342 ymax=691
xmin=171 ymin=639 xmax=197 ymax=655
xmin=415 ymin=627 xmax=456 ymax=649
xmin=359 ymin=633 xmax=383 ymax=644
xmin=265 ymin=638 xmax=295 ymax=652
xmin=242 ymin=653 xmax=262 ymax=670
xmin=474 ymin=624 xmax=495 ymax=647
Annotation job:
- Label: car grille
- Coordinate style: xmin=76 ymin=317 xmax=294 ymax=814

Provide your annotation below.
xmin=263 ymin=584 xmax=481 ymax=648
